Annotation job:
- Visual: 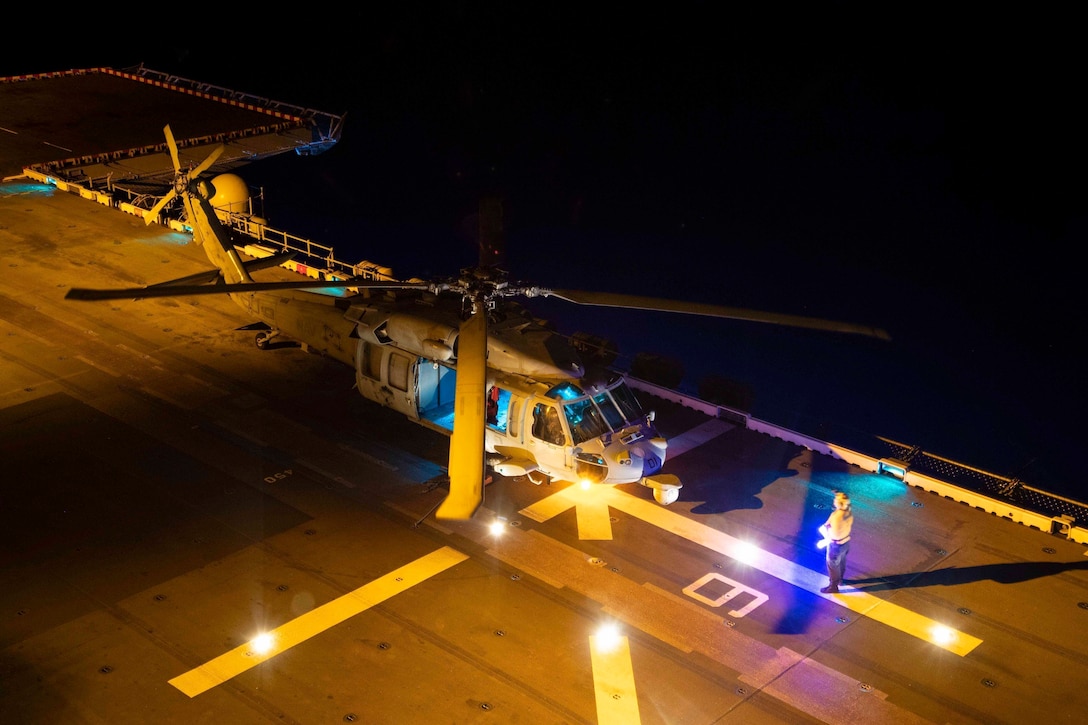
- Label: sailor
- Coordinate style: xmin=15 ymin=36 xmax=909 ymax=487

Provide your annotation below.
xmin=486 ymin=386 xmax=499 ymax=426
xmin=819 ymin=491 xmax=853 ymax=594
xmin=532 ymin=404 xmax=565 ymax=446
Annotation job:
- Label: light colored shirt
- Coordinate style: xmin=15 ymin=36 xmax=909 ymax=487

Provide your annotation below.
xmin=823 ymin=508 xmax=853 ymax=543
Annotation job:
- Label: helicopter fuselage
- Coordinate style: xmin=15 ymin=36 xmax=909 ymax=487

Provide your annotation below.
xmin=232 ymin=287 xmax=669 ymax=489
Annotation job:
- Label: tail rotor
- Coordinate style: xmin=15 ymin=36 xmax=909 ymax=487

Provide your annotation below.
xmin=144 ymin=124 xmax=225 ymax=225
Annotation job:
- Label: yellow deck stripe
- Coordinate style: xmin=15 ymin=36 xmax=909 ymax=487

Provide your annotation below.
xmin=590 ymin=635 xmax=641 ymax=724
xmin=521 ymin=483 xmax=615 ymax=539
xmin=520 ymin=485 xmax=580 ymax=521
xmin=169 ymin=546 xmax=469 ymax=697
xmin=600 ymin=487 xmax=982 ymax=656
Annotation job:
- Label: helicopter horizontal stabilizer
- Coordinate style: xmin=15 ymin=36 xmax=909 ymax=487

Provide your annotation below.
xmin=146 ymin=268 xmax=224 ymax=288
xmin=242 ymin=251 xmax=299 ymax=273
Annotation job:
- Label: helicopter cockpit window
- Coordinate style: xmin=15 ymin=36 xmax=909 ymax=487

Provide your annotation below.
xmin=531 ymin=403 xmax=565 ymax=446
xmin=546 ymin=382 xmax=584 ymax=401
xmin=563 ymin=397 xmax=611 ymax=445
xmin=592 ymin=391 xmax=626 ymax=429
xmin=605 ymin=380 xmax=645 ymax=421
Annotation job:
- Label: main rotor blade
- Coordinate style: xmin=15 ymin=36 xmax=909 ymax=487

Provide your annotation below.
xmin=66 ymin=279 xmax=430 ymax=301
xmin=543 ymin=289 xmax=891 ymax=340
xmin=437 ymin=305 xmax=488 ymax=520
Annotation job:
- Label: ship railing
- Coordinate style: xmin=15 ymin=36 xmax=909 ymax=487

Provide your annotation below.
xmin=219 ymin=212 xmax=351 ymax=278
xmin=627 ymin=376 xmax=1088 ymax=544
xmin=220 ymin=212 xmax=398 ymax=283
xmin=876 ymin=438 xmax=1088 ymax=525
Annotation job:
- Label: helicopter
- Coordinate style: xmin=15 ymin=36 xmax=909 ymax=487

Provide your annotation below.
xmin=66 ymin=125 xmax=890 ymax=521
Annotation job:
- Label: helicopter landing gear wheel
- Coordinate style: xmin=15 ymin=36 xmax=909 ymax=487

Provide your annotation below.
xmin=255 ymin=331 xmax=272 ymax=350
xmin=642 ymin=473 xmax=682 ymax=505
xmin=653 ymin=486 xmax=680 ymax=505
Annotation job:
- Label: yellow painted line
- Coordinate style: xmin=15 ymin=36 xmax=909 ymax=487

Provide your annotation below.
xmin=601 ymin=488 xmax=982 ymax=656
xmin=169 ymin=546 xmax=469 ymax=697
xmin=520 ymin=486 xmax=577 ymax=522
xmin=524 ymin=485 xmax=982 ymax=655
xmin=590 ymin=634 xmax=641 ymax=724
xmin=520 ymin=483 xmax=615 ymax=540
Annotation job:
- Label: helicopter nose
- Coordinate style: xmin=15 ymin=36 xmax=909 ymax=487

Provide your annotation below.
xmin=631 ymin=437 xmax=667 ymax=476
xmin=639 ymin=451 xmax=663 ymax=476
xmin=595 ymin=440 xmax=655 ymax=483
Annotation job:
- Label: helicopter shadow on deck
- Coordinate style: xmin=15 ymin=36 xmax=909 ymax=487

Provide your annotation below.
xmin=668 ymin=430 xmax=802 ymax=514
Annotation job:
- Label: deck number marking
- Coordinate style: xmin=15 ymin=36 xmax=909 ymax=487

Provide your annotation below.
xmin=683 ymin=572 xmax=768 ymax=617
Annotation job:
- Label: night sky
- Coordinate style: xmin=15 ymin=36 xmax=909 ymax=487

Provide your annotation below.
xmin=8 ymin=6 xmax=1084 ymax=497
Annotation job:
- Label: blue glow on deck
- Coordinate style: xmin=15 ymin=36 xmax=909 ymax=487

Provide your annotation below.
xmin=0 ymin=181 xmax=54 ymax=197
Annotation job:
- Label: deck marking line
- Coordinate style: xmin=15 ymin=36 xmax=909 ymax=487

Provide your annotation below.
xmin=519 ymin=487 xmax=576 ymax=522
xmin=665 ymin=418 xmax=733 ymax=459
xmin=524 ymin=485 xmax=982 ymax=655
xmin=75 ymin=355 xmax=121 ymax=377
xmin=520 ymin=483 xmax=614 ymax=539
xmin=604 ymin=488 xmax=983 ymax=655
xmin=296 ymin=458 xmax=357 ymax=488
xmin=590 ymin=635 xmax=641 ymax=724
xmin=169 ymin=546 xmax=469 ymax=697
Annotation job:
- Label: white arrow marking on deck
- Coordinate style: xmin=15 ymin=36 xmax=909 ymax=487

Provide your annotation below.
xmin=169 ymin=546 xmax=469 ymax=697
xmin=521 ymin=485 xmax=982 ymax=655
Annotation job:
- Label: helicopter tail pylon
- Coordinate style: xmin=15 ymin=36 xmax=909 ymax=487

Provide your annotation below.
xmin=144 ymin=125 xmax=251 ymax=286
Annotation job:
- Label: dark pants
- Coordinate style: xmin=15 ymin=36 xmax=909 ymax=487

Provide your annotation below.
xmin=826 ymin=540 xmax=850 ymax=586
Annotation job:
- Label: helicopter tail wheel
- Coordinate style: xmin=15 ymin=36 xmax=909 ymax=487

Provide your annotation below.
xmin=255 ymin=331 xmax=272 ymax=349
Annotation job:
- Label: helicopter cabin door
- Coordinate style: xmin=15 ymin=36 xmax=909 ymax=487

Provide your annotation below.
xmin=354 ymin=340 xmax=428 ymax=424
xmin=528 ymin=400 xmax=571 ymax=478
xmin=413 ymin=357 xmax=457 ymax=432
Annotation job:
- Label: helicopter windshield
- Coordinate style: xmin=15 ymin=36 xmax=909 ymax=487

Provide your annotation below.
xmin=603 ymin=379 xmax=645 ymax=421
xmin=592 ymin=390 xmax=626 ymax=429
xmin=546 ymin=378 xmax=648 ymax=445
xmin=563 ymin=396 xmax=611 ymax=445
